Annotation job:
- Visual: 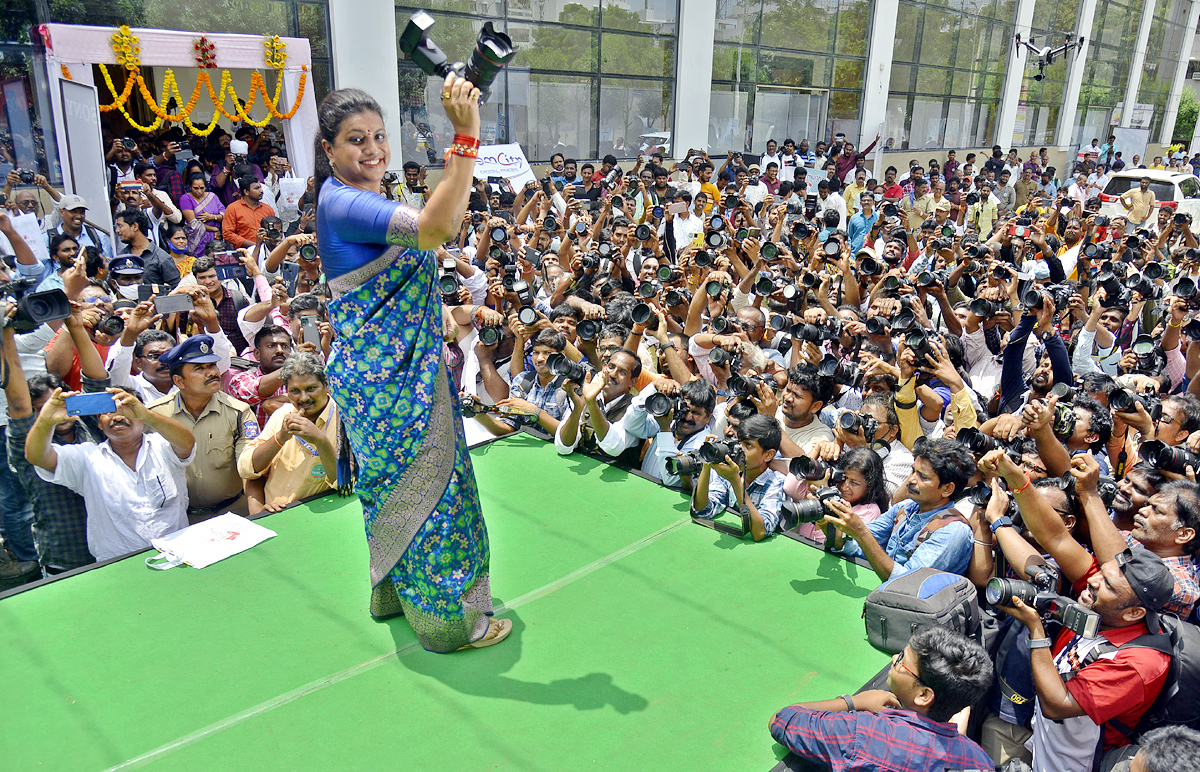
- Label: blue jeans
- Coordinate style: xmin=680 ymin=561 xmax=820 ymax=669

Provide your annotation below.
xmin=0 ymin=426 xmax=37 ymax=562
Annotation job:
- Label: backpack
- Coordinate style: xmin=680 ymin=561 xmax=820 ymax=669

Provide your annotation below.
xmin=1074 ymin=614 xmax=1200 ymax=739
xmin=862 ymin=567 xmax=980 ymax=655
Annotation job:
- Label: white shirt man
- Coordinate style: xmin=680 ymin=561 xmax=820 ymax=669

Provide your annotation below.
xmin=37 ymin=431 xmax=194 ymax=561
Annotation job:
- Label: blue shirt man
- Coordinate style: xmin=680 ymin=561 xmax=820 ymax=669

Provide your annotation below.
xmin=847 ymin=197 xmax=879 ymax=255
xmin=826 ymin=438 xmax=977 ymax=580
xmin=606 ymin=380 xmax=716 ymax=488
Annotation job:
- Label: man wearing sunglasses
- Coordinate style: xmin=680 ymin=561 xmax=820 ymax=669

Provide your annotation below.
xmin=769 ymin=625 xmax=993 ymax=771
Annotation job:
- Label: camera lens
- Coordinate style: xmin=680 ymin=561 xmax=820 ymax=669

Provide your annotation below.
xmin=635 ymin=224 xmax=653 ymax=241
xmin=761 ymin=242 xmax=779 ymax=260
xmin=985 ymin=578 xmax=1038 ymax=608
xmin=478 ymin=325 xmax=501 ymax=346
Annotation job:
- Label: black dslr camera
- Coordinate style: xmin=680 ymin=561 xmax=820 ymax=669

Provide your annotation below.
xmin=399 ymin=12 xmax=516 ymax=102
xmin=986 ymin=559 xmax=1100 ymax=638
xmin=0 ymin=278 xmax=70 ymax=333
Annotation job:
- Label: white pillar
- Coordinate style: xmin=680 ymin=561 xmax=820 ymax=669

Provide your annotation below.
xmin=329 ymin=0 xmax=403 ymax=168
xmin=1160 ymin=0 xmax=1200 ymax=144
xmin=671 ymin=0 xmax=717 ymax=160
xmin=1055 ymin=0 xmax=1098 ymax=148
xmin=861 ymin=0 xmax=898 ymax=143
xmin=1119 ymin=0 xmax=1159 ymax=128
xmin=995 ymin=0 xmax=1037 ymax=147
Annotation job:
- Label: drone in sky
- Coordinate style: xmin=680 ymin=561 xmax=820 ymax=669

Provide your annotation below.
xmin=1014 ymin=33 xmax=1085 ymax=81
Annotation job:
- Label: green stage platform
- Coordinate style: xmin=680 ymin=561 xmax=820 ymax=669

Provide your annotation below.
xmin=0 ymin=433 xmax=888 ymax=771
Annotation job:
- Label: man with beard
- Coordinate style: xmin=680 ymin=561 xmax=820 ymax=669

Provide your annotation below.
xmin=238 ymin=351 xmax=339 ymax=514
xmin=998 ymin=291 xmax=1074 ymax=415
xmin=827 ymin=438 xmax=976 ymax=580
xmin=3 ymin=301 xmax=108 ymax=575
xmin=1070 ymin=455 xmax=1200 ymax=619
xmin=148 ymin=335 xmax=259 ymax=522
xmin=25 ymin=385 xmax=195 ymax=562
xmin=114 ymin=209 xmax=181 ymax=288
xmin=978 ymin=449 xmax=1178 ymax=772
xmin=228 ymin=325 xmax=295 ymax=427
xmin=610 ymin=378 xmax=717 ymax=488
xmin=222 ymin=175 xmax=275 ymax=249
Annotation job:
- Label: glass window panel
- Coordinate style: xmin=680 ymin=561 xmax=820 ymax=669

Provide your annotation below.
xmin=910 ymin=97 xmax=947 ymax=147
xmin=919 ymin=9 xmax=958 ymax=64
xmin=886 ymin=94 xmax=912 ymax=148
xmin=953 ymin=18 xmax=986 ymax=70
xmin=760 ymin=0 xmax=833 ymax=52
xmin=1 ymin=0 xmax=37 ymax=43
xmin=916 ymin=66 xmax=951 ymax=94
xmin=893 ymin=2 xmax=921 ymax=62
xmin=506 ymin=0 xmax=597 ymax=25
xmin=951 ymin=69 xmax=980 ymax=96
xmin=832 ymin=59 xmax=864 ymax=92
xmin=140 ymin=0 xmax=289 ymax=34
xmin=600 ymin=33 xmax=672 ymax=78
xmin=752 ymin=87 xmax=826 ymax=154
xmin=505 ymin=71 xmax=595 ymax=161
xmin=712 ymin=44 xmax=760 ymax=83
xmin=890 ymin=64 xmax=914 ymax=92
xmin=835 ymin=0 xmax=873 ymax=56
xmin=759 ymin=51 xmax=830 ymax=88
xmin=602 ymin=1 xmax=676 ymax=35
xmin=309 ymin=59 xmax=333 ymax=105
xmin=511 ymin=24 xmax=597 ymax=72
xmin=600 ymin=77 xmax=673 ymax=160
xmin=709 ymin=85 xmax=751 ymax=152
xmin=396 ymin=62 xmax=506 ymax=163
xmin=830 ymin=89 xmax=862 ymax=121
xmin=715 ymin=0 xmax=761 ymax=44
xmin=297 ymin=3 xmax=329 ymax=58
xmin=0 ymin=50 xmax=62 ymax=185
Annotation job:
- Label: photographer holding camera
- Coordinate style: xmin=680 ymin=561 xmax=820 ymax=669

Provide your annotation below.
xmin=612 ymin=377 xmax=716 ymax=489
xmin=399 ymin=161 xmax=428 ymax=210
xmin=691 ymin=413 xmax=785 ymax=541
xmin=976 ymin=448 xmax=1179 ymax=772
xmin=222 ymin=176 xmax=276 ymax=249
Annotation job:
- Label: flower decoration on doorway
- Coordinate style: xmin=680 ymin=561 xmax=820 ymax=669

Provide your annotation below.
xmin=96 ymin=26 xmax=307 ymax=137
xmin=194 ymin=37 xmax=217 ymax=69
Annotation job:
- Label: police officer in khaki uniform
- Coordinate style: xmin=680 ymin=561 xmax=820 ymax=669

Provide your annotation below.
xmin=149 ymin=335 xmax=259 ymax=522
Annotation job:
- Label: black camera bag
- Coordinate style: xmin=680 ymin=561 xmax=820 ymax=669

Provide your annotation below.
xmin=862 ymin=567 xmax=980 ymax=654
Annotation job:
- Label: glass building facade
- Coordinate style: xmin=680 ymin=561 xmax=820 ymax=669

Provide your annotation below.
xmin=395 ymin=1 xmax=678 ymax=164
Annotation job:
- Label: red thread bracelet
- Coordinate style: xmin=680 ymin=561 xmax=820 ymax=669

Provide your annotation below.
xmin=453 ymin=134 xmax=480 ymax=150
xmin=1013 ymin=474 xmax=1031 ymax=494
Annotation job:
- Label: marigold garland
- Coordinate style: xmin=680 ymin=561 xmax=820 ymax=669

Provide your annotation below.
xmin=96 ymin=27 xmax=307 ymax=137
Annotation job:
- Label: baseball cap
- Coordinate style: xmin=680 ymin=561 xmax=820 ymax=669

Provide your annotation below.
xmin=57 ymin=194 xmax=88 ymax=211
xmin=1115 ymin=548 xmax=1175 ymax=631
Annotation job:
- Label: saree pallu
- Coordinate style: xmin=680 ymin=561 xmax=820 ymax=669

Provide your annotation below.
xmin=321 ymin=181 xmax=492 ymax=653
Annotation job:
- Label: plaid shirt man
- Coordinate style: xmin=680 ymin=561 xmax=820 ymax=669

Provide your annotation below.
xmin=228 ymin=365 xmax=287 ymax=428
xmin=770 ymin=706 xmax=993 ymax=772
xmin=1122 ymin=531 xmax=1200 ymax=618
xmin=508 ymin=370 xmax=570 ymax=429
xmin=156 ymin=161 xmax=185 ymax=204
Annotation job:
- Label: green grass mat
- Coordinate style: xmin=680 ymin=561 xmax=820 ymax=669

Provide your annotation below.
xmin=0 ymin=434 xmax=887 ymax=771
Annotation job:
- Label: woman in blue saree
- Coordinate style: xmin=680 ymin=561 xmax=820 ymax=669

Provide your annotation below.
xmin=314 ymin=78 xmax=510 ymax=652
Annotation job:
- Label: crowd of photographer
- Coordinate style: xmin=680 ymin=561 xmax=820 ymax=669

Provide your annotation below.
xmin=437 ymin=139 xmax=1200 ymax=771
xmin=3 ymin=115 xmax=1200 ymax=769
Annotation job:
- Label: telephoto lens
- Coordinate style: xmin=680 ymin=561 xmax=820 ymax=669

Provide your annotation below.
xmin=657 ymin=265 xmax=680 ymax=283
xmin=700 ymin=439 xmax=742 ymax=465
xmin=761 ymin=242 xmax=779 ymax=260
xmin=299 ymin=243 xmax=319 ymax=262
xmin=664 ymin=288 xmax=691 ymax=306
xmin=710 ymin=315 xmax=739 ymax=333
xmin=956 ymin=427 xmax=1005 ymax=455
xmin=791 ymin=322 xmax=821 ymax=343
xmin=865 ymin=316 xmax=890 ymax=335
xmin=859 ymin=256 xmax=881 ymax=275
xmin=477 ymin=325 xmax=502 ymax=346
xmin=1140 ymin=440 xmax=1200 ymax=475
xmin=635 ymin=223 xmax=654 ymax=242
xmin=576 ymin=318 xmax=600 ymax=340
xmin=631 ymin=302 xmax=653 ymax=325
xmin=709 ymin=346 xmax=737 ymax=366
xmin=706 ymin=280 xmax=725 ymax=297
xmin=788 ymin=455 xmax=829 ymax=481
xmin=547 ymin=352 xmax=588 ymax=383
xmin=665 ymin=452 xmax=703 ymax=477
xmin=755 ymin=275 xmax=776 ymax=296
xmin=438 ymin=258 xmax=459 ymax=295
xmin=637 ymin=280 xmax=661 ymax=299
xmin=790 ymin=487 xmax=843 ymax=525
xmin=694 ymin=249 xmax=713 ymax=268
xmin=1108 ymin=388 xmax=1162 ymax=421
xmin=985 ymin=577 xmax=1039 ymax=608
xmin=645 ymin=391 xmax=678 ymax=418
xmin=968 ymin=298 xmax=997 ymax=318
xmin=905 ymin=330 xmax=934 ymax=366
xmin=837 ymin=410 xmax=877 ymax=441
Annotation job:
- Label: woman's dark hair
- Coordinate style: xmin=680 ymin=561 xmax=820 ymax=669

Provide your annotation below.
xmin=838 ymin=446 xmax=889 ymax=512
xmin=313 ymin=88 xmax=385 ymax=206
xmin=907 ymin=625 xmax=993 ymax=722
xmin=186 ymin=172 xmax=206 ymax=189
xmin=161 ymin=220 xmax=187 ymax=245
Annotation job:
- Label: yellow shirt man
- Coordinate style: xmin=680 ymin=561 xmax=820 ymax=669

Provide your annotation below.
xmin=238 ymin=399 xmax=339 ymax=510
